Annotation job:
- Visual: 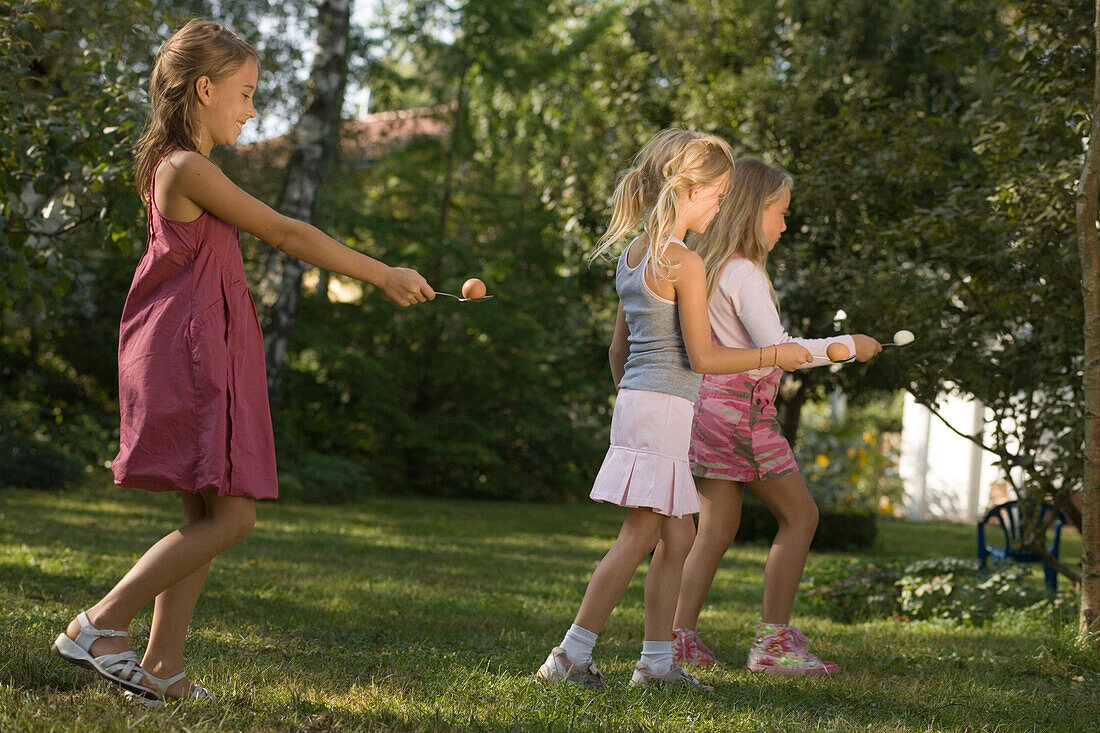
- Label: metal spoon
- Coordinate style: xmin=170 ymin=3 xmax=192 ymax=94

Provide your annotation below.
xmin=434 ymin=291 xmax=494 ymax=303
xmin=814 ymin=353 xmax=856 ymax=364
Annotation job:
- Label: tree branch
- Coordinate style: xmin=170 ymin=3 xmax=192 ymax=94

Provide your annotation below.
xmin=4 ymin=210 xmax=100 ymax=238
xmin=909 ymin=390 xmax=1010 ymax=461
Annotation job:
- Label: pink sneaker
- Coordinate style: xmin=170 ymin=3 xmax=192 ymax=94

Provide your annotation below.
xmin=673 ymin=628 xmax=725 ymax=668
xmin=746 ymin=624 xmax=838 ymax=675
xmin=786 ymin=626 xmax=839 ymax=674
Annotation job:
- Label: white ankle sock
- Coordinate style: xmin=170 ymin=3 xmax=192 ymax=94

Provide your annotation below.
xmin=561 ymin=624 xmax=598 ymax=666
xmin=640 ymin=640 xmax=674 ymax=675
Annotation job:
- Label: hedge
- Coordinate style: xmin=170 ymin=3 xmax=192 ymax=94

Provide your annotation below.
xmin=733 ymin=495 xmax=877 ymax=550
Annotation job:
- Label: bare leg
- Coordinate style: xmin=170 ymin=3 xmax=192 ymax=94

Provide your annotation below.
xmin=64 ymin=489 xmax=255 ymax=689
xmin=672 ymin=478 xmax=743 ymax=630
xmin=644 ymin=516 xmax=696 ymax=640
xmin=573 ymin=508 xmax=663 ymax=633
xmin=748 ymin=471 xmax=819 ymax=624
xmin=140 ymin=491 xmax=212 ymax=695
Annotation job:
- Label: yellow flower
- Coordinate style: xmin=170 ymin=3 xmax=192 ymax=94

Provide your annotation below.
xmin=815 ymin=454 xmax=829 ymax=467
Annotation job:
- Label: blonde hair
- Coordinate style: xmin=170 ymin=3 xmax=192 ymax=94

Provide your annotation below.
xmin=590 ymin=128 xmax=734 ymax=281
xmin=690 ymin=157 xmax=792 ymax=303
xmin=134 ymin=19 xmax=259 ymax=203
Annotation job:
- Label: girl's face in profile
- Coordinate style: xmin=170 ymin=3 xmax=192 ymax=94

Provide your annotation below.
xmin=198 ymin=59 xmax=259 ymax=149
xmin=761 ymin=187 xmax=790 ymax=251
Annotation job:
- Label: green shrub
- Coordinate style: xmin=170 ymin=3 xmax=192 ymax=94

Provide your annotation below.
xmin=277 ymin=451 xmax=373 ymax=504
xmin=896 ymin=557 xmax=1047 ymax=625
xmin=804 ymin=557 xmax=907 ymax=622
xmin=735 ymin=496 xmax=877 ymax=550
xmin=0 ymin=433 xmax=83 ymax=490
xmin=805 ymin=555 xmax=1057 ymax=626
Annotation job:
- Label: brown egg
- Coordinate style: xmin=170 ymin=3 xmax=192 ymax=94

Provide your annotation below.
xmin=826 ymin=342 xmax=851 ymax=361
xmin=462 ymin=278 xmax=487 ymax=300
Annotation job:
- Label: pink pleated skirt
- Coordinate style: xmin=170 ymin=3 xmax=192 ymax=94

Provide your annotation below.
xmin=589 ymin=389 xmax=701 ymax=518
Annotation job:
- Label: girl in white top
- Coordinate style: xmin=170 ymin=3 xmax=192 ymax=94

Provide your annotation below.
xmin=672 ymin=157 xmax=881 ymax=674
xmin=536 ymin=132 xmax=812 ymax=691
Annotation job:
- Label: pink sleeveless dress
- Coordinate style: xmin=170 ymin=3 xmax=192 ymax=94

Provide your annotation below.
xmin=112 ymin=158 xmax=278 ymax=499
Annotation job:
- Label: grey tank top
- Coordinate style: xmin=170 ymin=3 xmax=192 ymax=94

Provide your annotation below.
xmin=616 ymin=241 xmax=702 ymax=403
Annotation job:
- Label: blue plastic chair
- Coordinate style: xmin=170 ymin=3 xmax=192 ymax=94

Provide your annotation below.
xmin=977 ymin=500 xmax=1065 ymax=593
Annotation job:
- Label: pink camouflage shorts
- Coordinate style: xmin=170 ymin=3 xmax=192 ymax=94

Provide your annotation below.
xmin=688 ymin=368 xmax=799 ymax=482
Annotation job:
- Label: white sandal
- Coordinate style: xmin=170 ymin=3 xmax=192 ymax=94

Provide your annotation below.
xmin=51 ymin=612 xmax=156 ymax=699
xmin=123 ymin=670 xmax=214 ymax=708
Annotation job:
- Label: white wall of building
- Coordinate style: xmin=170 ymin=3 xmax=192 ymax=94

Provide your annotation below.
xmin=899 ymin=392 xmax=1004 ymax=522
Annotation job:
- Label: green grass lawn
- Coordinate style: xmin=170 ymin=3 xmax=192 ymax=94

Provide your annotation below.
xmin=1 ymin=481 xmax=1095 ymax=732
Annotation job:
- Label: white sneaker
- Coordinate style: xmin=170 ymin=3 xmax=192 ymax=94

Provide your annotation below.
xmin=629 ymin=662 xmax=713 ymax=692
xmin=536 ymin=647 xmax=606 ymax=690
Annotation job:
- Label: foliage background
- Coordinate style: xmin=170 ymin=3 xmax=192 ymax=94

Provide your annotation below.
xmin=1 ymin=0 xmax=1093 ymax=521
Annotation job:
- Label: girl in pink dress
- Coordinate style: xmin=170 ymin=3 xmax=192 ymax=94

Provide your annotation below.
xmin=671 ymin=157 xmax=881 ymax=674
xmin=536 ymin=131 xmax=812 ymax=691
xmin=51 ymin=19 xmax=434 ymax=706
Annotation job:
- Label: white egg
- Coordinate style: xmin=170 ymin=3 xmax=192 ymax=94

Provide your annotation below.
xmin=893 ymin=329 xmax=915 ymax=346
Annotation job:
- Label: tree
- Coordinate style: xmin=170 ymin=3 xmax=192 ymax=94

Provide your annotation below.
xmin=216 ymin=0 xmax=626 ymax=500
xmin=609 ymin=1 xmax=1092 ymax=588
xmin=1 ymin=0 xmax=157 ymax=473
xmin=1079 ymin=0 xmax=1100 ymax=639
xmin=256 ymin=0 xmax=353 ymax=395
xmin=896 ymin=0 xmax=1091 ymax=584
xmin=0 ymin=0 xmax=349 ymax=480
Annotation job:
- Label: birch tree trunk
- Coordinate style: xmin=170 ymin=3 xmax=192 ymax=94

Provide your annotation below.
xmin=258 ymin=0 xmax=351 ymax=395
xmin=1078 ymin=0 xmax=1100 ymax=640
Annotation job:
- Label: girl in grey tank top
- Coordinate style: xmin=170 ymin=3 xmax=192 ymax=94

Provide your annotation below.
xmin=615 ymin=239 xmax=703 ymax=403
xmin=538 ymin=128 xmax=751 ymax=692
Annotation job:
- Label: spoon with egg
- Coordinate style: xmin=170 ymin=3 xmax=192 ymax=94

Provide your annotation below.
xmin=435 ymin=278 xmax=494 ymax=302
xmin=821 ymin=342 xmax=856 ymax=363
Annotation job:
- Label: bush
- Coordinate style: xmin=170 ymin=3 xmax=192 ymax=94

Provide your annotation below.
xmin=805 ymin=555 xmax=1058 ymax=626
xmin=277 ymin=451 xmax=373 ymax=504
xmin=897 ymin=557 xmax=1047 ymax=625
xmin=736 ymin=495 xmax=877 ymax=550
xmin=804 ymin=557 xmax=907 ymax=622
xmin=0 ymin=433 xmax=83 ymax=490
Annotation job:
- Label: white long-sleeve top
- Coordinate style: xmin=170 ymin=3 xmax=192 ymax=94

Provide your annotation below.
xmin=709 ymin=256 xmax=855 ymax=380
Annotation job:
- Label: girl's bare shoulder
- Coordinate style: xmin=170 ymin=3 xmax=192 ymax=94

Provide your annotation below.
xmin=161 ymin=149 xmax=217 ymax=177
xmin=666 ymin=239 xmax=703 ymax=268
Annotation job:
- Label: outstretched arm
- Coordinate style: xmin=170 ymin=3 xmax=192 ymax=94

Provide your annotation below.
xmin=732 ymin=266 xmax=864 ymax=366
xmin=163 ymin=151 xmax=434 ymax=306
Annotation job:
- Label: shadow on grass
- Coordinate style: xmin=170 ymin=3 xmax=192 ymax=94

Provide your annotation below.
xmin=3 ymin=486 xmax=1097 ymax=732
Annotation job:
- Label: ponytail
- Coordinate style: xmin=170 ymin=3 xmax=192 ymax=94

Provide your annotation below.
xmin=592 ymin=169 xmax=647 ymax=261
xmin=589 ymin=128 xmax=734 ymax=283
xmin=646 ymin=173 xmax=684 ymax=280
